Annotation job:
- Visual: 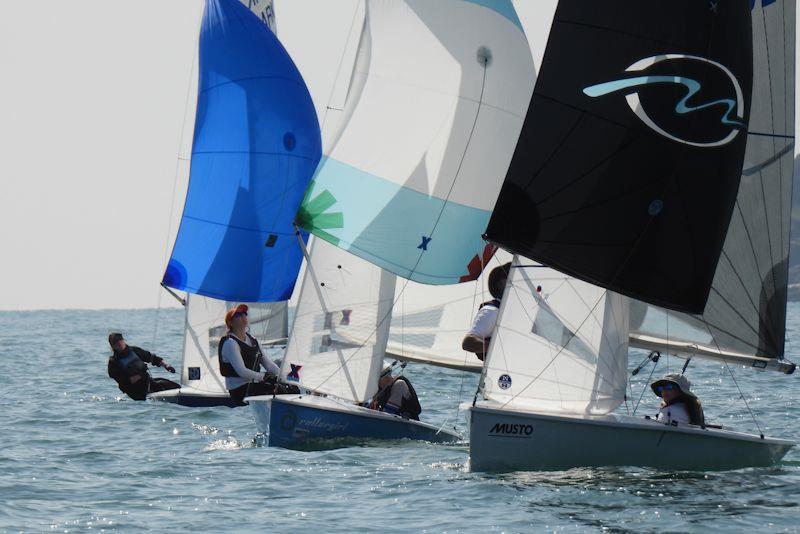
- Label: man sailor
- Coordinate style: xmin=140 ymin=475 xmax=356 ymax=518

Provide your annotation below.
xmin=369 ymin=367 xmax=422 ymax=420
xmin=107 ymin=332 xmax=180 ymax=401
xmin=462 ymin=262 xmax=511 ymax=361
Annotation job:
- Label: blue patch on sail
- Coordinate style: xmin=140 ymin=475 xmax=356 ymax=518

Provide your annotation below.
xmin=306 ymin=157 xmax=491 ymax=285
xmin=164 ymin=0 xmax=321 ymax=302
xmin=463 ymin=0 xmax=523 ymax=31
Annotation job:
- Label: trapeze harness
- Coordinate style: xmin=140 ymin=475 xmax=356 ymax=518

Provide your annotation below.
xmin=374 ymin=376 xmax=422 ymax=421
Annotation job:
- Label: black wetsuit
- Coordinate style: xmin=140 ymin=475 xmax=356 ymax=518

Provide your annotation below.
xmin=108 ymin=346 xmax=180 ymax=401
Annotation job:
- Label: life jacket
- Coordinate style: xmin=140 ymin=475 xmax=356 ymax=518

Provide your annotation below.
xmin=479 ymin=298 xmax=501 ymax=310
xmin=375 ymin=376 xmax=422 ymax=420
xmin=664 ymin=395 xmax=705 ymax=426
xmin=113 ymin=349 xmax=149 ymax=379
xmin=218 ymin=333 xmax=263 ymax=378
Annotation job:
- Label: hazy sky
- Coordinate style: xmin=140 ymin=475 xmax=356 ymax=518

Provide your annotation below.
xmin=0 ymin=0 xmax=356 ymax=310
xmin=1 ymin=2 xmax=797 ymax=311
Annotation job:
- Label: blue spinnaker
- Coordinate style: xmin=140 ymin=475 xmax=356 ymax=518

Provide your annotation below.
xmin=163 ymin=0 xmax=321 ymax=302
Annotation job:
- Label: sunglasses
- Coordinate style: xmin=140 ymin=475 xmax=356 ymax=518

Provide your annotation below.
xmin=655 ymin=383 xmax=675 ymax=393
xmin=233 ymin=311 xmax=248 ymax=318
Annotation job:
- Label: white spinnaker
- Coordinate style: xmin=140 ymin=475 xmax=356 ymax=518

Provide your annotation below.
xmin=304 ymin=0 xmax=535 ymax=284
xmin=483 ymin=260 xmax=630 ymax=415
xmin=180 ymin=295 xmax=288 ymax=392
xmin=388 ymin=249 xmax=513 ymax=372
xmin=280 ymin=238 xmax=396 ymax=403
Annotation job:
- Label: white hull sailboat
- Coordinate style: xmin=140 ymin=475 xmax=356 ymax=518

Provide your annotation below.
xmin=247 ymin=0 xmax=533 ymax=448
xmin=469 ymin=402 xmax=793 ymax=471
xmin=467 ymin=1 xmax=796 ymax=471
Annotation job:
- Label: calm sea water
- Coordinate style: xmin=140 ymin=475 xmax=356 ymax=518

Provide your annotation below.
xmin=1 ymin=305 xmax=799 ymax=533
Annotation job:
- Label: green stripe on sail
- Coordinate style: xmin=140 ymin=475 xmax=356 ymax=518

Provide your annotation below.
xmin=297 ymin=179 xmax=344 ymax=246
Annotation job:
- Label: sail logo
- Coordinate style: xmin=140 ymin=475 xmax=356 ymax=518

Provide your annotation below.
xmin=583 ymin=54 xmax=745 ymax=148
xmin=287 ymin=364 xmax=302 ymax=382
xmin=489 ymin=422 xmax=533 ymax=437
xmin=498 ymin=374 xmax=512 ymax=390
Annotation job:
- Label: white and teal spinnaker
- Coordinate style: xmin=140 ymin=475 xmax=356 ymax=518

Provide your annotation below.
xmin=297 ymin=0 xmax=534 ymax=285
xmin=163 ymin=0 xmax=321 ymax=302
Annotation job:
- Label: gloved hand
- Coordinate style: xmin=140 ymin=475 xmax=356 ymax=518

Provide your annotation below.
xmin=163 ymin=363 xmax=176 ymax=373
xmin=262 ymin=373 xmax=277 ymax=385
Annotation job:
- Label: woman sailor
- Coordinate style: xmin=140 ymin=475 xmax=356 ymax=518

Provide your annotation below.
xmin=217 ymin=304 xmax=282 ymax=406
xmin=651 ymin=373 xmax=705 ymax=426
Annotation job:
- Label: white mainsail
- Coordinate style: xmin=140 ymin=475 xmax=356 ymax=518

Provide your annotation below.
xmin=482 ymin=260 xmax=630 ymax=415
xmin=279 ymin=238 xmax=396 ymax=402
xmin=387 ymin=249 xmax=513 ymax=372
xmin=180 ymin=295 xmax=288 ymax=393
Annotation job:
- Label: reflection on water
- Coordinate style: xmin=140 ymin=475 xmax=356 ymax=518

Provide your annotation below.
xmin=0 ymin=307 xmax=798 ymax=531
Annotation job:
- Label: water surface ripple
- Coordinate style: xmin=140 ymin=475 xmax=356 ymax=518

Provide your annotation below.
xmin=1 ymin=307 xmax=799 ymax=532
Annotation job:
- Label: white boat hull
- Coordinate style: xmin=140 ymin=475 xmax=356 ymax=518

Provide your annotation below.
xmin=469 ymin=402 xmax=794 ymax=471
xmin=148 ymin=386 xmax=239 ymax=408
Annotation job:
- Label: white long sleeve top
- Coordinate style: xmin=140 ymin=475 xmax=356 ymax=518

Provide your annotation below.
xmin=220 ymin=333 xmax=280 ymax=391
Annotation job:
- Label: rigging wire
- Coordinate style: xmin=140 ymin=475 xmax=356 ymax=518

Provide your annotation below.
xmin=151 ymin=8 xmax=203 ymax=347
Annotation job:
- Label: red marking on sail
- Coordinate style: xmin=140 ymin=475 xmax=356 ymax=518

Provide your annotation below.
xmin=459 ymin=244 xmax=498 ymax=283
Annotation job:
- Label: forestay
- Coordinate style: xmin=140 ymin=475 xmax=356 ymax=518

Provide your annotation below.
xmin=483 ymin=260 xmax=630 ymax=415
xmin=387 ymin=249 xmax=513 ymax=372
xmin=163 ymin=0 xmax=321 ymax=302
xmin=180 ymin=295 xmax=288 ymax=393
xmin=298 ymin=0 xmax=534 ymax=285
xmin=280 ymin=238 xmax=396 ymax=403
xmin=486 ymin=0 xmax=755 ymax=314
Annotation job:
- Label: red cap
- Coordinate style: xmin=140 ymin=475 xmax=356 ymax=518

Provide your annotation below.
xmin=224 ymin=304 xmax=249 ymax=329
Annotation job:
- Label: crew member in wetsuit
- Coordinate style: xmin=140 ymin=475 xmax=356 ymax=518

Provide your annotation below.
xmin=218 ymin=304 xmax=298 ymax=406
xmin=369 ymin=367 xmax=422 ymax=420
xmin=107 ymin=332 xmax=180 ymax=401
xmin=462 ymin=262 xmax=511 ymax=361
xmin=651 ymin=373 xmax=705 ymax=426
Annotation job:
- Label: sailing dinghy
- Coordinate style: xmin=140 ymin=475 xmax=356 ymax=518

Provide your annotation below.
xmin=149 ymin=296 xmax=287 ymax=407
xmin=469 ymin=0 xmax=797 ymax=471
xmin=149 ymin=0 xmax=321 ymax=406
xmin=246 ymin=0 xmax=534 ymax=448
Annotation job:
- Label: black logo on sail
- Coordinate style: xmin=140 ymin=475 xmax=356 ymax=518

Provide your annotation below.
xmin=489 ymin=422 xmax=533 ymax=438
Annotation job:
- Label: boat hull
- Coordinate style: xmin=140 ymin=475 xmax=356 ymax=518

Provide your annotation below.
xmin=247 ymin=394 xmax=461 ymax=450
xmin=148 ymin=387 xmax=239 ymax=408
xmin=469 ymin=403 xmax=794 ymax=472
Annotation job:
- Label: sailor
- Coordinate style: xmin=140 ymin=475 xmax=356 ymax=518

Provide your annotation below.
xmin=462 ymin=262 xmax=512 ymax=361
xmin=370 ymin=367 xmax=422 ymax=420
xmin=651 ymin=373 xmax=705 ymax=426
xmin=107 ymin=332 xmax=180 ymax=401
xmin=218 ymin=304 xmax=293 ymax=406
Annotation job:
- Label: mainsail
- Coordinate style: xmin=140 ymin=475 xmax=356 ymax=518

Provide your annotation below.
xmin=298 ymin=0 xmax=534 ymax=285
xmin=486 ymin=0 xmax=755 ymax=314
xmin=626 ymin=0 xmax=796 ymax=373
xmin=279 ymin=238 xmax=396 ymax=402
xmin=482 ymin=260 xmax=630 ymax=414
xmin=387 ymin=249 xmax=513 ymax=372
xmin=180 ymin=295 xmax=287 ymax=394
xmin=163 ymin=0 xmax=321 ymax=302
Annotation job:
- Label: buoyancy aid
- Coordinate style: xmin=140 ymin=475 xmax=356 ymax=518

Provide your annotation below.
xmin=113 ymin=349 xmax=148 ymax=379
xmin=375 ymin=376 xmax=422 ymax=420
xmin=218 ymin=333 xmax=263 ymax=378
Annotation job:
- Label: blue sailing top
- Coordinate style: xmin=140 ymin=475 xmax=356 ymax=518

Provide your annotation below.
xmin=163 ymin=0 xmax=321 ymax=302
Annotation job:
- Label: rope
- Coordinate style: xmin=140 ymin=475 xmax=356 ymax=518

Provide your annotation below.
xmin=724 ymin=360 xmax=764 ymax=438
xmin=632 ymin=352 xmax=659 ymax=416
xmin=151 ymin=9 xmax=203 ymax=347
